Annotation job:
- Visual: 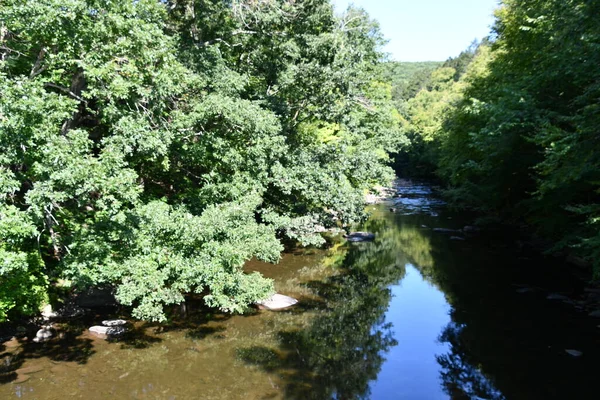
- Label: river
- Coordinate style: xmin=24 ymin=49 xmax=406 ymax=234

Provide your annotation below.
xmin=1 ymin=179 xmax=598 ymax=399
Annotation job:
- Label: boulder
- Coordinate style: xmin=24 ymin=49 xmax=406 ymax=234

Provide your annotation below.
xmin=256 ymin=294 xmax=298 ymax=310
xmin=565 ymin=349 xmax=583 ymax=357
xmin=41 ymin=304 xmax=57 ymax=320
xmin=344 ymin=232 xmax=375 ymax=242
xmin=89 ymin=326 xmax=110 ymax=336
xmin=33 ymin=327 xmax=53 ymax=343
xmin=89 ymin=325 xmax=127 ymax=338
xmin=102 ymin=319 xmax=127 ymax=327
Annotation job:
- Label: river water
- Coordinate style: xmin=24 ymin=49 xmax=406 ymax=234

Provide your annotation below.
xmin=1 ymin=180 xmax=598 ymax=399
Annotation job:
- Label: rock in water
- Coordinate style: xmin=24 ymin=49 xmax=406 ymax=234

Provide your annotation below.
xmin=344 ymin=232 xmax=375 ymax=242
xmin=433 ymin=228 xmax=462 ymax=234
xmin=565 ymin=349 xmax=583 ymax=357
xmin=547 ymin=293 xmax=570 ymax=301
xmin=89 ymin=326 xmax=110 ymax=336
xmin=41 ymin=304 xmax=57 ymax=320
xmin=102 ymin=319 xmax=127 ymax=327
xmin=89 ymin=325 xmax=127 ymax=338
xmin=256 ymin=294 xmax=298 ymax=310
xmin=589 ymin=310 xmax=600 ymax=318
xmin=33 ymin=327 xmax=53 ymax=342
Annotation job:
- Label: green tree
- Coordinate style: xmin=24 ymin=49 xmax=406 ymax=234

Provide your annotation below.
xmin=435 ymin=0 xmax=600 ymax=273
xmin=0 ymin=0 xmax=404 ymax=321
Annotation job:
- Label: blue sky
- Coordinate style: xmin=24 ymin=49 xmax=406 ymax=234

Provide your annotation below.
xmin=332 ymin=0 xmax=500 ymax=62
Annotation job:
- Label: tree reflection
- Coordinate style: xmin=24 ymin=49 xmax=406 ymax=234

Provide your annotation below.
xmin=237 ymin=205 xmax=423 ymax=399
xmin=437 ymin=322 xmax=505 ymax=400
xmin=410 ymin=212 xmax=597 ymax=400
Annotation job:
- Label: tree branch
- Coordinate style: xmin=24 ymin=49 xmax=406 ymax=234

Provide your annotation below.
xmin=30 ymin=47 xmax=47 ymax=78
xmin=44 ymin=82 xmax=88 ymax=104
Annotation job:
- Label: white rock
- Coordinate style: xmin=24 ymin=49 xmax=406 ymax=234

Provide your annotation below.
xmin=565 ymin=349 xmax=583 ymax=357
xmin=90 ymin=325 xmax=127 ymax=338
xmin=41 ymin=304 xmax=57 ymax=320
xmin=102 ymin=319 xmax=127 ymax=327
xmin=256 ymin=294 xmax=298 ymax=310
xmin=89 ymin=326 xmax=110 ymax=336
xmin=33 ymin=327 xmax=53 ymax=342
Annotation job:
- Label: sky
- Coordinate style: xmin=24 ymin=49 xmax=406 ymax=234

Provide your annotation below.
xmin=332 ymin=0 xmax=500 ymax=62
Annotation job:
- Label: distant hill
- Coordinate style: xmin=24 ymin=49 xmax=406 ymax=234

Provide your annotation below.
xmin=380 ymin=61 xmax=443 ymax=103
xmin=381 ymin=61 xmax=442 ymax=83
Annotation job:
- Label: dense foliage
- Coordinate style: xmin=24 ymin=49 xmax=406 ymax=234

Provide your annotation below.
xmin=399 ymin=0 xmax=600 ymax=275
xmin=380 ymin=61 xmax=442 ymax=107
xmin=0 ymin=0 xmax=404 ymax=322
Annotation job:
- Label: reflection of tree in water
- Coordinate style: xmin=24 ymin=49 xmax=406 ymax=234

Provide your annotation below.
xmin=238 ymin=207 xmax=412 ymax=399
xmin=407 ymin=228 xmax=509 ymax=400
xmin=410 ymin=215 xmax=597 ymax=399
xmin=437 ymin=322 xmax=505 ymax=400
xmin=368 ymin=207 xmax=506 ymax=399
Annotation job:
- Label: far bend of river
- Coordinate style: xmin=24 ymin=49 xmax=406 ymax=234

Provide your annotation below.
xmin=1 ymin=179 xmax=599 ymax=399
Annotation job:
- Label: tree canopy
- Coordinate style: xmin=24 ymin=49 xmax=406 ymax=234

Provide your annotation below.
xmin=0 ymin=0 xmax=405 ymax=322
xmin=398 ymin=0 xmax=600 ymax=276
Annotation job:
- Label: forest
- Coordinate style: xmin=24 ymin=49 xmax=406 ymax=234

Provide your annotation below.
xmin=1 ymin=0 xmax=599 ymax=324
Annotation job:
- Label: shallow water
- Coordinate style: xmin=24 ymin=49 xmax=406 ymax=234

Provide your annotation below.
xmin=1 ymin=179 xmax=599 ymax=399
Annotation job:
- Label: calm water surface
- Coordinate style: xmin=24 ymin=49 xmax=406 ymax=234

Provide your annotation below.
xmin=1 ymin=180 xmax=598 ymax=399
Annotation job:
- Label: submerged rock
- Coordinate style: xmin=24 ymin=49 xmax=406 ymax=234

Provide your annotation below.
xmin=344 ymin=232 xmax=375 ymax=242
xmin=256 ymin=294 xmax=298 ymax=310
xmin=516 ymin=288 xmax=534 ymax=294
xmin=433 ymin=228 xmax=462 ymax=234
xmin=547 ymin=293 xmax=570 ymax=301
xmin=463 ymin=225 xmax=481 ymax=233
xmin=589 ymin=310 xmax=600 ymax=318
xmin=57 ymin=303 xmax=87 ymax=318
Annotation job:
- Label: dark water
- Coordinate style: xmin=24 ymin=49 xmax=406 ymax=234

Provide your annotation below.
xmin=1 ymin=180 xmax=599 ymax=399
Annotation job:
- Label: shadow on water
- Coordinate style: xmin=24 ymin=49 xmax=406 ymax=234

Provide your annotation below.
xmin=0 ymin=327 xmax=95 ymax=384
xmin=394 ymin=180 xmax=599 ymax=400
xmin=420 ymin=233 xmax=600 ymax=400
